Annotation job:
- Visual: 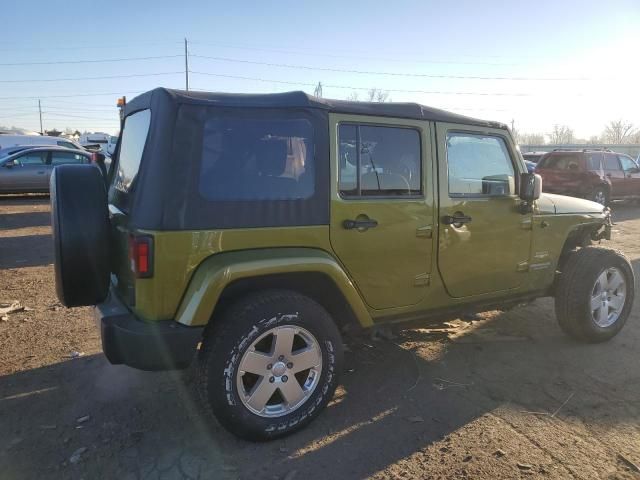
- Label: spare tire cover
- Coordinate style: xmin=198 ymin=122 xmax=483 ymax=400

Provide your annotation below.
xmin=50 ymin=164 xmax=110 ymax=307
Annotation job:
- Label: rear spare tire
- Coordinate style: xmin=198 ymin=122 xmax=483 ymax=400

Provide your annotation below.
xmin=50 ymin=164 xmax=110 ymax=307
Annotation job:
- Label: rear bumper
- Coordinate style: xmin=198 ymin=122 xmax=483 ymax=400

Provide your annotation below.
xmin=95 ymin=291 xmax=203 ymax=371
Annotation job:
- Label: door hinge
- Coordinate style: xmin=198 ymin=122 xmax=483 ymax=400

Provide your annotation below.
xmin=416 ymin=225 xmax=433 ymax=238
xmin=414 ymin=273 xmax=431 ymax=286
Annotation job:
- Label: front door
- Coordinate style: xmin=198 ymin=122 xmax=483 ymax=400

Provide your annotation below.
xmin=0 ymin=151 xmax=48 ymax=192
xmin=618 ymin=155 xmax=640 ymax=197
xmin=436 ymin=124 xmax=532 ymax=298
xmin=603 ymin=153 xmax=625 ymax=199
xmin=329 ymin=115 xmax=434 ymax=310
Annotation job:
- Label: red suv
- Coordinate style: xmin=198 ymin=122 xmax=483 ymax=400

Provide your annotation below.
xmin=535 ymin=149 xmax=640 ymax=205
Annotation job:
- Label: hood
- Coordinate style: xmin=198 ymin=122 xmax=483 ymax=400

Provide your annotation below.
xmin=536 ymin=193 xmax=605 ymax=215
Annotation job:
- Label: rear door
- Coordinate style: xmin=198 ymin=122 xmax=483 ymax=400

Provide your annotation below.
xmin=618 ymin=155 xmax=640 ymax=197
xmin=329 ymin=115 xmax=434 ymax=310
xmin=603 ymin=153 xmax=625 ymax=199
xmin=436 ymin=124 xmax=532 ymax=298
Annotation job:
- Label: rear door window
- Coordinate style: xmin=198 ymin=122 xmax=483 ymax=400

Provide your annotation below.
xmin=586 ymin=152 xmax=603 ymax=170
xmin=111 ymin=109 xmax=151 ymax=209
xmin=51 ymin=152 xmax=87 ymax=165
xmin=338 ymin=124 xmax=421 ymax=197
xmin=538 ymin=153 xmax=582 ymax=171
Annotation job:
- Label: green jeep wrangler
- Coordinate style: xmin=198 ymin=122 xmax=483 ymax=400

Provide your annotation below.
xmin=51 ymin=88 xmax=634 ymax=441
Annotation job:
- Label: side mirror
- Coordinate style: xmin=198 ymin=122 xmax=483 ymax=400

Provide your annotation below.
xmin=519 ymin=173 xmax=542 ymax=202
xmin=3 ymin=159 xmax=16 ymax=168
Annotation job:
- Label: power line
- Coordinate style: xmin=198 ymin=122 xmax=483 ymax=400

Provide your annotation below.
xmin=189 ymin=40 xmax=523 ymax=67
xmin=43 ymin=112 xmax=119 ymax=121
xmin=0 ymin=55 xmax=182 ymax=67
xmin=0 ymin=91 xmax=144 ymax=100
xmin=0 ymin=40 xmax=182 ymax=51
xmin=190 ymin=71 xmax=540 ymax=96
xmin=0 ymin=72 xmax=183 ymax=83
xmin=191 ymin=55 xmax=588 ymax=81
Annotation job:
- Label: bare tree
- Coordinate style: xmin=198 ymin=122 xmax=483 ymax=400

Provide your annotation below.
xmin=346 ymin=88 xmax=391 ymax=102
xmin=518 ymin=133 xmax=545 ymax=145
xmin=547 ymin=124 xmax=574 ymax=144
xmin=366 ymin=88 xmax=391 ymax=102
xmin=602 ymin=120 xmax=636 ymax=144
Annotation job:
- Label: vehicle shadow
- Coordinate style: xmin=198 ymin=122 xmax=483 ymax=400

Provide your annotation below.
xmin=2 ymin=286 xmax=640 ymax=479
xmin=610 ymin=202 xmax=640 ymax=222
xmin=0 ymin=211 xmax=50 ymax=231
xmin=0 ymin=234 xmax=52 ymax=269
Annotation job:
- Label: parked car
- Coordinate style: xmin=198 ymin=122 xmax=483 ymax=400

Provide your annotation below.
xmin=79 ymin=132 xmax=118 ymax=156
xmin=51 ymin=88 xmax=631 ymax=441
xmin=0 ymin=145 xmax=34 ymax=159
xmin=535 ymin=149 xmax=640 ymax=205
xmin=0 ymin=147 xmax=91 ymax=194
xmin=0 ymin=134 xmax=82 ymax=151
xmin=522 ymin=151 xmax=547 ymax=164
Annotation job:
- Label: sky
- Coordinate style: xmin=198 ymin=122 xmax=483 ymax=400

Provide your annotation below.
xmin=1 ymin=0 xmax=639 ymax=139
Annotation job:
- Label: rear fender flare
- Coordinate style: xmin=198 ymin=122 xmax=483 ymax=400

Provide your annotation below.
xmin=175 ymin=248 xmax=373 ymax=328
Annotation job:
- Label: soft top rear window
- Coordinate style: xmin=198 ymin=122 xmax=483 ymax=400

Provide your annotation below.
xmin=110 ymin=109 xmax=151 ymax=211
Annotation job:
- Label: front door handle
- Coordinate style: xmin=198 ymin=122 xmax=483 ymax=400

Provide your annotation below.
xmin=442 ymin=213 xmax=472 ymax=227
xmin=37 ymin=171 xmax=45 ymax=174
xmin=343 ymin=218 xmax=378 ymax=230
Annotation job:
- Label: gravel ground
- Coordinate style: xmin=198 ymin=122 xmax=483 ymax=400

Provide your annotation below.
xmin=1 ymin=196 xmax=640 ymax=479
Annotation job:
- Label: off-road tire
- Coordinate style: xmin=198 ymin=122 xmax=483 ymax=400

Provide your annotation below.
xmin=50 ymin=164 xmax=110 ymax=307
xmin=555 ymin=247 xmax=634 ymax=342
xmin=196 ymin=290 xmax=343 ymax=441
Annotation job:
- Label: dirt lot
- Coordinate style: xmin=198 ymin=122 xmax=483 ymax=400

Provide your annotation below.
xmin=1 ymin=196 xmax=640 ymax=480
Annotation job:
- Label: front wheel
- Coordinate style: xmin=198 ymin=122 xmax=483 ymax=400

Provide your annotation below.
xmin=196 ymin=290 xmax=343 ymax=441
xmin=555 ymin=247 xmax=635 ymax=342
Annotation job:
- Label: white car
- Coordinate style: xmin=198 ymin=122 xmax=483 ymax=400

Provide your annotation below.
xmin=79 ymin=133 xmax=118 ymax=156
xmin=0 ymin=134 xmax=81 ymax=151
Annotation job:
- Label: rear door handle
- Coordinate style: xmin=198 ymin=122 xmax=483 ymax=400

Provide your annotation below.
xmin=442 ymin=213 xmax=472 ymax=226
xmin=343 ymin=218 xmax=378 ymax=230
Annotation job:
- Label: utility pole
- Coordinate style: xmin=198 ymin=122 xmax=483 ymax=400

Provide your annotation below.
xmin=314 ymin=82 xmax=323 ymax=98
xmin=38 ymin=99 xmax=43 ymax=135
xmin=184 ymin=37 xmax=189 ymax=92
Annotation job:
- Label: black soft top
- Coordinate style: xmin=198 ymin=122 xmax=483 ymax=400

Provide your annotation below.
xmin=124 ymin=87 xmax=506 ymax=129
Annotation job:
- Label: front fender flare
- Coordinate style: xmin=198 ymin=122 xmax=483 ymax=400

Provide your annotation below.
xmin=175 ymin=248 xmax=373 ymax=328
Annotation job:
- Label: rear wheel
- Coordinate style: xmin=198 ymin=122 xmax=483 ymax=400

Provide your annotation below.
xmin=555 ymin=247 xmax=634 ymax=342
xmin=196 ymin=290 xmax=343 ymax=441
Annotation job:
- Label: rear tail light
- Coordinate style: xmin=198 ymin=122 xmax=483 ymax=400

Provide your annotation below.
xmin=129 ymin=235 xmax=154 ymax=278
